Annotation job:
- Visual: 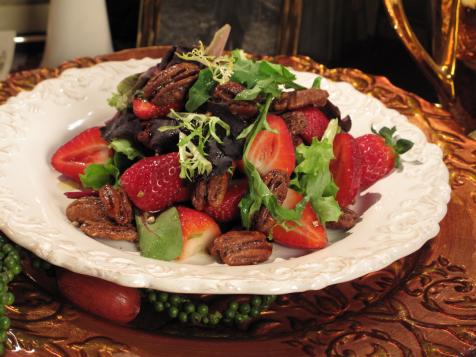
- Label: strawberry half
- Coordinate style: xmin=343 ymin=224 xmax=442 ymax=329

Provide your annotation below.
xmin=246 ymin=114 xmax=295 ymax=176
xmin=176 ymin=206 xmax=221 ymax=260
xmin=272 ymin=188 xmax=327 ymax=249
xmin=330 ymin=133 xmax=362 ymax=208
xmin=120 ymin=152 xmax=189 ymax=212
xmin=298 ymin=107 xmax=330 ymax=144
xmin=51 ymin=127 xmax=112 ymax=181
xmin=132 ymin=98 xmax=177 ymax=120
xmin=204 ymin=180 xmax=248 ymax=223
xmin=357 ymin=126 xmax=413 ymax=191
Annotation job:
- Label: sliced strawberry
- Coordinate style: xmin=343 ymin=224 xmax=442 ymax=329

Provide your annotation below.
xmin=298 ymin=107 xmax=330 ymax=144
xmin=330 ymin=133 xmax=362 ymax=208
xmin=120 ymin=152 xmax=189 ymax=212
xmin=246 ymin=114 xmax=295 ymax=176
xmin=357 ymin=127 xmax=413 ymax=191
xmin=51 ymin=127 xmax=112 ymax=181
xmin=272 ymin=189 xmax=327 ymax=249
xmin=132 ymin=98 xmax=177 ymax=120
xmin=204 ymin=180 xmax=248 ymax=222
xmin=176 ymin=206 xmax=221 ymax=260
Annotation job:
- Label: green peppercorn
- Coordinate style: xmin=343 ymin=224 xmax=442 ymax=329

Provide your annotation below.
xmin=251 ymin=296 xmax=262 ymax=307
xmin=0 ymin=343 xmax=4 ymax=355
xmin=228 ymin=301 xmax=239 ymax=311
xmin=189 ymin=312 xmax=201 ymax=324
xmin=154 ymin=301 xmax=164 ymax=312
xmin=170 ymin=295 xmax=181 ymax=306
xmin=225 ymin=309 xmax=235 ymax=319
xmin=209 ymin=314 xmax=220 ymax=325
xmin=250 ymin=307 xmax=260 ymax=317
xmin=197 ymin=304 xmax=208 ymax=316
xmin=178 ymin=312 xmax=188 ymax=323
xmin=148 ymin=292 xmax=157 ymax=303
xmin=202 ymin=316 xmax=209 ymax=325
xmin=158 ymin=292 xmax=168 ymax=302
xmin=164 ymin=302 xmax=171 ymax=308
xmin=234 ymin=314 xmax=245 ymax=324
xmin=11 ymin=265 xmax=21 ymax=275
xmin=2 ymin=244 xmax=12 ymax=254
xmin=168 ymin=306 xmax=178 ymax=318
xmin=184 ymin=303 xmax=195 ymax=314
xmin=3 ymin=292 xmax=14 ymax=306
xmin=0 ymin=317 xmax=10 ymax=330
xmin=0 ymin=330 xmax=6 ymax=342
xmin=239 ymin=303 xmax=251 ymax=315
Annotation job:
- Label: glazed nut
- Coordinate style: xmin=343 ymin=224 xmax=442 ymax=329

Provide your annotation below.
xmin=206 ymin=172 xmax=230 ymax=208
xmin=80 ymin=221 xmax=138 ymax=242
xmin=210 ymin=231 xmax=272 ymax=266
xmin=66 ymin=196 xmax=107 ymax=224
xmin=326 ymin=207 xmax=359 ymax=230
xmin=99 ymin=184 xmax=133 ymax=226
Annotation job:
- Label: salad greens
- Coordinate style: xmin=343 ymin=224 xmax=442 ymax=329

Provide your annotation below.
xmin=136 ymin=207 xmax=183 ymax=261
xmin=185 ymin=68 xmax=215 ymax=112
xmin=161 ymin=111 xmax=231 ymax=181
xmin=107 ymin=73 xmax=140 ymax=112
xmin=290 ymin=120 xmax=341 ymax=224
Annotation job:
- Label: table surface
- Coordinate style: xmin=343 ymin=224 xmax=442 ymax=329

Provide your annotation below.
xmin=1 ymin=47 xmax=476 ymax=356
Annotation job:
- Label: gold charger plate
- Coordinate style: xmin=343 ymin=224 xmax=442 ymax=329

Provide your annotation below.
xmin=1 ymin=47 xmax=475 ymax=356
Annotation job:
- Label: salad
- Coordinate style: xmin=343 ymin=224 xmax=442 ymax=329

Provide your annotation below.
xmin=51 ymin=28 xmax=413 ymax=266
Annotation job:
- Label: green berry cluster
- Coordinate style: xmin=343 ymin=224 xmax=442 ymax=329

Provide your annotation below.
xmin=146 ymin=290 xmax=275 ymax=327
xmin=0 ymin=235 xmax=22 ymax=355
xmin=31 ymin=257 xmax=55 ymax=276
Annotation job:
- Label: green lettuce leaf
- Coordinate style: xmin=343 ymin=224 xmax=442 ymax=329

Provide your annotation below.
xmin=107 ymin=73 xmax=140 ymax=111
xmin=290 ymin=120 xmax=341 ymax=224
xmin=109 ymin=139 xmax=143 ymax=160
xmin=136 ymin=207 xmax=183 ymax=261
xmin=79 ymin=161 xmax=119 ymax=189
xmin=185 ymin=68 xmax=216 ymax=112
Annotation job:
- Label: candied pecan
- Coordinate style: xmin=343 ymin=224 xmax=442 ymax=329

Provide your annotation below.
xmin=142 ymin=62 xmax=200 ymax=108
xmin=272 ymin=88 xmax=329 ymax=112
xmin=66 ymin=197 xmax=107 ymax=224
xmin=99 ymin=185 xmax=133 ymax=225
xmin=254 ymin=170 xmax=290 ymax=234
xmin=213 ymin=81 xmax=247 ymax=101
xmin=207 ymin=172 xmax=230 ymax=208
xmin=210 ymin=231 xmax=272 ymax=266
xmin=192 ymin=179 xmax=207 ymax=211
xmin=228 ymin=101 xmax=259 ymax=119
xmin=326 ymin=208 xmax=359 ymax=230
xmin=282 ymin=111 xmax=307 ymax=136
xmin=80 ymin=221 xmax=138 ymax=242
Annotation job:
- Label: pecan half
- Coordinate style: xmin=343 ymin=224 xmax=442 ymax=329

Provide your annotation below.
xmin=207 ymin=172 xmax=230 ymax=208
xmin=80 ymin=221 xmax=138 ymax=242
xmin=192 ymin=172 xmax=231 ymax=210
xmin=210 ymin=231 xmax=272 ymax=266
xmin=282 ymin=111 xmax=307 ymax=136
xmin=142 ymin=62 xmax=200 ymax=108
xmin=66 ymin=197 xmax=107 ymax=223
xmin=211 ymin=81 xmax=259 ymax=121
xmin=326 ymin=207 xmax=359 ymax=230
xmin=99 ymin=184 xmax=133 ymax=225
xmin=272 ymin=88 xmax=329 ymax=112
xmin=254 ymin=170 xmax=289 ymax=234
xmin=213 ymin=81 xmax=247 ymax=101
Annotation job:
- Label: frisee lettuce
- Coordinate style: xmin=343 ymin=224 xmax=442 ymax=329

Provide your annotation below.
xmin=290 ymin=120 xmax=341 ymax=224
xmin=161 ymin=111 xmax=231 ymax=181
xmin=176 ymin=42 xmax=233 ymax=84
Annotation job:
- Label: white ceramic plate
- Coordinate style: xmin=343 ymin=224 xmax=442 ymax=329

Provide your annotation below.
xmin=0 ymin=58 xmax=450 ymax=294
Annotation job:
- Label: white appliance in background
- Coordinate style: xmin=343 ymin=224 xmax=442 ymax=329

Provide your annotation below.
xmin=41 ymin=0 xmax=113 ymax=67
xmin=0 ymin=31 xmax=16 ymax=80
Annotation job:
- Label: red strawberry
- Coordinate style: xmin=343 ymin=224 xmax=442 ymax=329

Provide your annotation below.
xmin=120 ymin=152 xmax=189 ymax=212
xmin=272 ymin=189 xmax=327 ymax=249
xmin=246 ymin=114 xmax=295 ymax=176
xmin=132 ymin=98 xmax=176 ymax=120
xmin=330 ymin=133 xmax=362 ymax=208
xmin=51 ymin=127 xmax=112 ymax=181
xmin=176 ymin=206 xmax=221 ymax=260
xmin=204 ymin=180 xmax=248 ymax=222
xmin=298 ymin=107 xmax=330 ymax=144
xmin=357 ymin=127 xmax=413 ymax=191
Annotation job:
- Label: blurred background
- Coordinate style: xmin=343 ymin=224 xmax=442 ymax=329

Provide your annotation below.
xmin=0 ymin=0 xmax=436 ymax=102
